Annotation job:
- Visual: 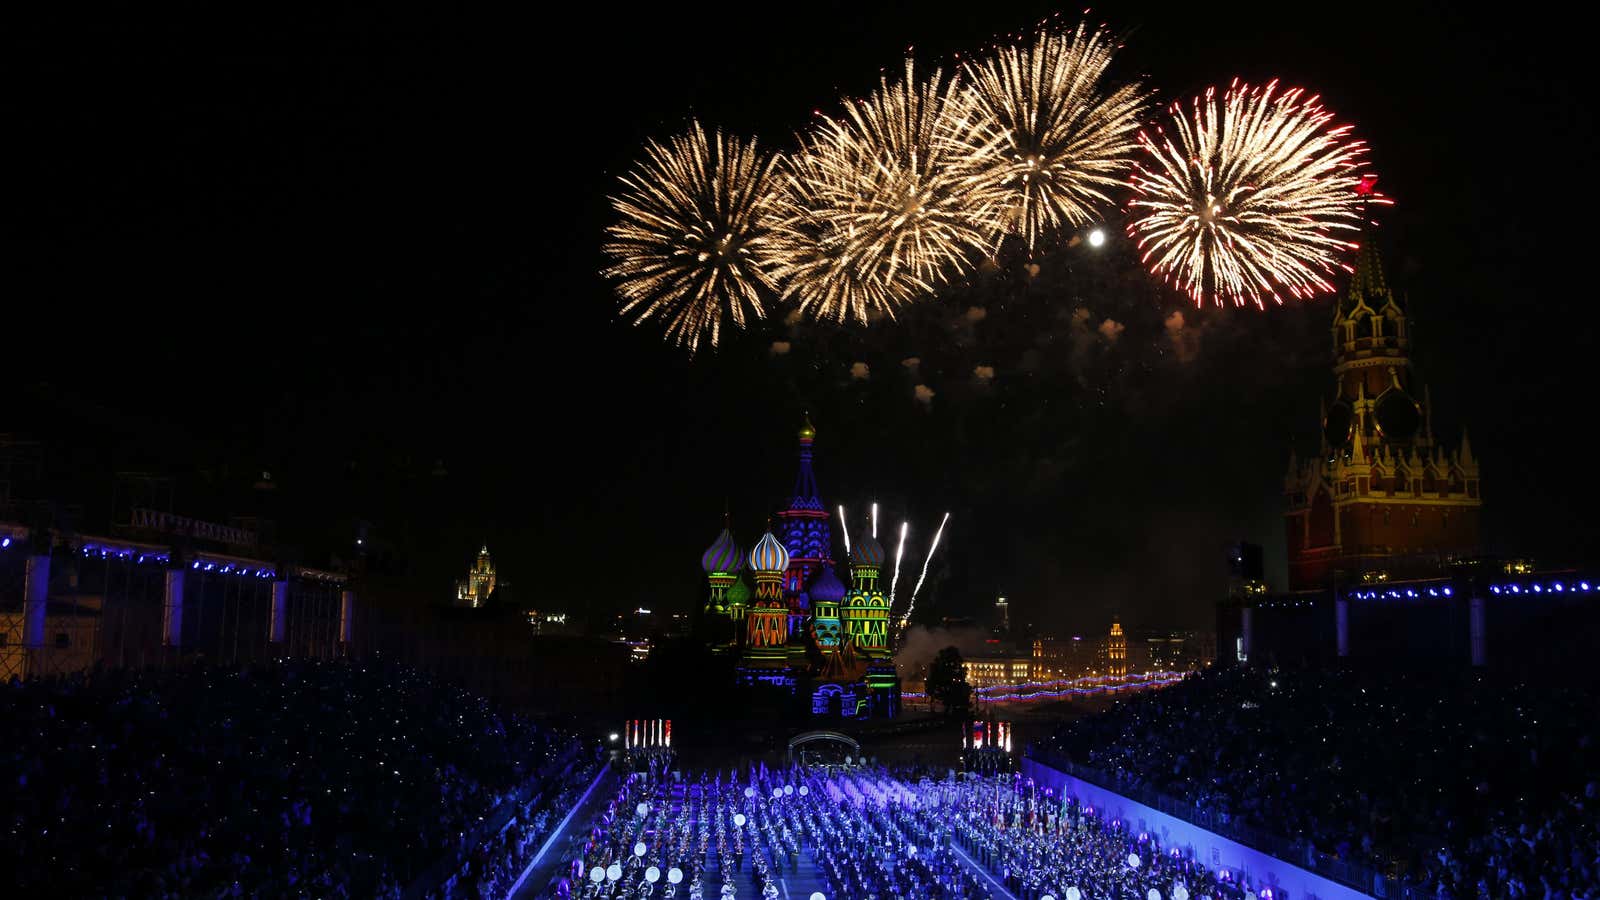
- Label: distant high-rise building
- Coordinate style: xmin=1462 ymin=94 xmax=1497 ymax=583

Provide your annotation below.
xmin=455 ymin=545 xmax=496 ymax=608
xmin=995 ymin=595 xmax=1009 ymax=633
xmin=1283 ymin=244 xmax=1481 ymax=590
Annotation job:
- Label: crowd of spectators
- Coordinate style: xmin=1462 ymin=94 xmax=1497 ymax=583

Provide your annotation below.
xmin=1039 ymin=666 xmax=1600 ymax=898
xmin=1 ymin=658 xmax=587 ymax=898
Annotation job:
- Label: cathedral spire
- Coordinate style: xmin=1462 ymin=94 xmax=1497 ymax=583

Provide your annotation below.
xmin=776 ymin=416 xmax=833 ymax=636
xmin=791 ymin=413 xmax=820 ymax=508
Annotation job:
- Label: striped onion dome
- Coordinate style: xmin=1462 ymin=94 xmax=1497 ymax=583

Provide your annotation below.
xmin=749 ymin=530 xmax=790 ymax=573
xmin=700 ymin=528 xmax=744 ymax=574
xmin=850 ymin=535 xmax=885 ymax=568
xmin=725 ymin=574 xmax=752 ymax=607
xmin=809 ymin=564 xmax=846 ymax=605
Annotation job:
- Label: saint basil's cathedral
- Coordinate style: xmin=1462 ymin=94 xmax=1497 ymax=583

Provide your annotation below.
xmin=699 ymin=418 xmax=900 ymax=719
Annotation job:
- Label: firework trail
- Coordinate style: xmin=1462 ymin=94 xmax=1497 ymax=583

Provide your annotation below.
xmin=889 ymin=520 xmax=909 ymax=612
xmin=871 ymin=502 xmax=878 ymax=538
xmin=905 ymin=512 xmax=950 ymax=626
xmin=1127 ymin=79 xmax=1387 ymax=309
xmin=837 ymin=504 xmax=852 ymax=558
xmin=603 ymin=121 xmax=784 ymax=353
xmin=954 ymin=21 xmax=1148 ymax=250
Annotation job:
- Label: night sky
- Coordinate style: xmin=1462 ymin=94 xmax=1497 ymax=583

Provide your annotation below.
xmin=15 ymin=2 xmax=1595 ymax=634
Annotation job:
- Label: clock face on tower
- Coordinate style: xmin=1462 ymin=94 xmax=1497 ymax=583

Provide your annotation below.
xmin=1374 ymin=388 xmax=1421 ymax=441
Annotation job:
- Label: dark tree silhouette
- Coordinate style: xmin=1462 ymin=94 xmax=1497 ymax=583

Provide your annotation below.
xmin=926 ymin=645 xmax=972 ymax=717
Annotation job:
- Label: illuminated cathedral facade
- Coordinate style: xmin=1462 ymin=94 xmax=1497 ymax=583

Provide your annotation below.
xmin=1284 ymin=244 xmax=1482 ymax=590
xmin=699 ymin=418 xmax=899 ymax=719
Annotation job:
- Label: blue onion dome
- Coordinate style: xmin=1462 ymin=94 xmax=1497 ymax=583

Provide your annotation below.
xmin=726 ymin=575 xmax=752 ymax=607
xmin=851 ymin=535 xmax=885 ymax=568
xmin=701 ymin=528 xmax=744 ymax=574
xmin=810 ymin=565 xmax=846 ymax=605
xmin=749 ymin=530 xmax=791 ymax=573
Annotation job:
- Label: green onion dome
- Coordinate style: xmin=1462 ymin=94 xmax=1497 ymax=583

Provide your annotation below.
xmin=726 ymin=574 xmax=752 ymax=607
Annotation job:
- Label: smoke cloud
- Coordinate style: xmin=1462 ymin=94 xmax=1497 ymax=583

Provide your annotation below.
xmin=914 ymin=384 xmax=936 ymax=406
xmin=973 ymin=365 xmax=995 ymax=383
xmin=893 ymin=623 xmax=993 ymax=682
xmin=1164 ymin=310 xmax=1203 ymax=363
xmin=1066 ymin=307 xmax=1098 ymax=363
xmin=850 ymin=361 xmax=870 ymax=380
xmin=769 ymin=340 xmax=792 ymax=356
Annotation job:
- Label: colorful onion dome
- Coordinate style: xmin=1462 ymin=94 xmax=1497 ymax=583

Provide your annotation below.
xmin=851 ymin=535 xmax=885 ymax=568
xmin=726 ymin=574 xmax=751 ymax=607
xmin=810 ymin=564 xmax=846 ymax=605
xmin=749 ymin=530 xmax=790 ymax=573
xmin=700 ymin=528 xmax=744 ymax=574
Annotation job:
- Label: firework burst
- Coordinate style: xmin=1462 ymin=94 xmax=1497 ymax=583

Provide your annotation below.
xmin=1128 ymin=79 xmax=1387 ymax=309
xmin=771 ymin=60 xmax=1001 ymax=324
xmin=956 ymin=22 xmax=1148 ymax=250
xmin=603 ymin=121 xmax=783 ymax=353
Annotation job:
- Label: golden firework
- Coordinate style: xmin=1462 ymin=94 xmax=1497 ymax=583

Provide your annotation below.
xmin=1128 ymin=79 xmax=1386 ymax=308
xmin=603 ymin=121 xmax=783 ymax=353
xmin=956 ymin=22 xmax=1148 ymax=251
xmin=770 ymin=59 xmax=1001 ymax=325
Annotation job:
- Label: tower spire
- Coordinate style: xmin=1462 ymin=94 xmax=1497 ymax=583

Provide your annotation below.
xmin=1350 ymin=241 xmax=1388 ymax=301
xmin=793 ymin=413 xmax=820 ymax=504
